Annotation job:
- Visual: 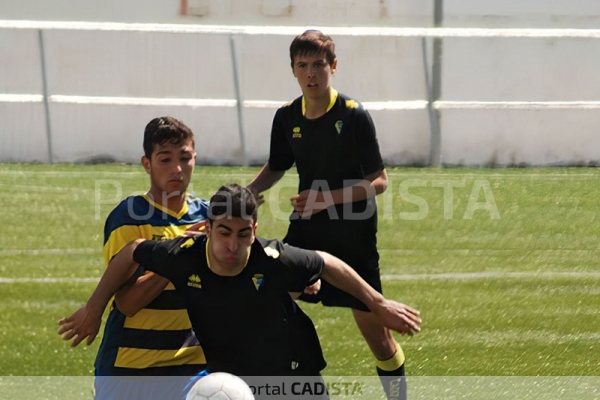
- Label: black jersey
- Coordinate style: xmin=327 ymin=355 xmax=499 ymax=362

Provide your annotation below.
xmin=133 ymin=235 xmax=327 ymax=377
xmin=268 ymin=91 xmax=384 ymax=229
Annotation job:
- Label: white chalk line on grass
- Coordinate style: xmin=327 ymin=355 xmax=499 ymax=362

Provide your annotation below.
xmin=382 ymin=271 xmax=600 ymax=281
xmin=0 ymin=184 xmax=94 ymax=193
xmin=0 ymin=171 xmax=146 ymax=177
xmin=0 ymin=170 xmax=598 ymax=179
xmin=379 ymin=248 xmax=600 ymax=255
xmin=385 ymin=173 xmax=600 ymax=179
xmin=0 ymin=248 xmax=98 ymax=256
xmin=0 ymin=277 xmax=99 ymax=284
xmin=2 ymin=272 xmax=599 ymax=284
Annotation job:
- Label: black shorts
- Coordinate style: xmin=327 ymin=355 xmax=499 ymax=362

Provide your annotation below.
xmin=284 ymin=221 xmax=382 ymax=312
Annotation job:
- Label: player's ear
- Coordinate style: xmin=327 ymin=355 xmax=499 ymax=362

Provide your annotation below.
xmin=141 ymin=155 xmax=151 ymax=174
xmin=251 ymin=222 xmax=258 ymax=242
xmin=331 ymin=59 xmax=337 ymax=74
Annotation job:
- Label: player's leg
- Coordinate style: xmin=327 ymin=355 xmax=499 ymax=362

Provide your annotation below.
xmin=352 ymin=309 xmax=407 ymax=400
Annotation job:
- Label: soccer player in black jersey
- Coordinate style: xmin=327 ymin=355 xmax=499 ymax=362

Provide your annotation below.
xmin=247 ymin=30 xmax=410 ymax=399
xmin=59 ymin=184 xmax=421 ymax=398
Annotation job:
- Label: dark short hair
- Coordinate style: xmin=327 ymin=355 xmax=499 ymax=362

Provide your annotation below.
xmin=143 ymin=116 xmax=195 ymax=159
xmin=289 ymin=30 xmax=336 ymax=68
xmin=208 ymin=184 xmax=258 ymax=223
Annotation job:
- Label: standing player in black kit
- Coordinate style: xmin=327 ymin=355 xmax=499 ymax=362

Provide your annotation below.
xmin=248 ymin=30 xmax=412 ymax=399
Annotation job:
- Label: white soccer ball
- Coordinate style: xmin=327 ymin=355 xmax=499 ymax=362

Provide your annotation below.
xmin=186 ymin=372 xmax=255 ymax=400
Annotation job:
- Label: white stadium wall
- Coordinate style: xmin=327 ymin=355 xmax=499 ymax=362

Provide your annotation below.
xmin=1 ymin=0 xmax=600 ymax=166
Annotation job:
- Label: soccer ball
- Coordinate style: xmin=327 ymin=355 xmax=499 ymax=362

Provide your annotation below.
xmin=186 ymin=372 xmax=255 ymax=400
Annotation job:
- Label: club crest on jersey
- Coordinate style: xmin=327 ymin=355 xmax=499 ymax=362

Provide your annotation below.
xmin=292 ymin=126 xmax=302 ymax=139
xmin=335 ymin=120 xmax=343 ymax=134
xmin=187 ymin=274 xmax=202 ymax=289
xmin=252 ymin=274 xmax=264 ymax=291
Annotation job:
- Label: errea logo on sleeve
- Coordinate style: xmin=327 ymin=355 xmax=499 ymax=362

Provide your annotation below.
xmin=187 ymin=274 xmax=202 ymax=289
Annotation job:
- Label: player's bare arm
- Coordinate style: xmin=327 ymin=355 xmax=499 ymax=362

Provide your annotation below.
xmin=184 ymin=220 xmax=207 ymax=236
xmin=114 ymin=272 xmax=170 ymax=317
xmin=290 ymin=168 xmax=388 ymax=217
xmin=247 ymin=163 xmax=286 ymax=205
xmin=289 ymin=279 xmax=322 ymax=299
xmin=316 ymin=250 xmax=421 ymax=336
xmin=57 ymin=239 xmax=145 ymax=346
xmin=114 ymin=224 xmax=207 ymax=316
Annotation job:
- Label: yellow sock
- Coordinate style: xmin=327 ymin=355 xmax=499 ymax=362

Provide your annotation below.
xmin=375 ymin=342 xmax=405 ymax=371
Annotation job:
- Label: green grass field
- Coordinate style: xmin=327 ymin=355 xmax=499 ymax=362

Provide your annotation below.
xmin=0 ymin=164 xmax=599 ymax=397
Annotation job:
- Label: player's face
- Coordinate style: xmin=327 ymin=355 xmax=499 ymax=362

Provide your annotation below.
xmin=292 ymin=53 xmax=337 ymax=101
xmin=207 ymin=216 xmax=257 ymax=276
xmin=142 ymin=139 xmax=196 ymax=198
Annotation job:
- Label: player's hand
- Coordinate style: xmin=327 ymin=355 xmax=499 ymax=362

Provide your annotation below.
xmin=303 ymin=279 xmax=321 ymax=295
xmin=254 ymin=193 xmax=265 ymax=206
xmin=290 ymin=190 xmax=333 ymax=217
xmin=374 ymin=300 xmax=422 ymax=336
xmin=185 ymin=220 xmax=207 ymax=236
xmin=57 ymin=304 xmax=102 ymax=347
xmin=247 ymin=186 xmax=265 ymax=207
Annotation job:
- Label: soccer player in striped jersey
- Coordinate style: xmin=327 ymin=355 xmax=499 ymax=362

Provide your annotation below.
xmin=59 ymin=117 xmax=207 ymax=399
xmin=248 ymin=31 xmax=410 ymax=400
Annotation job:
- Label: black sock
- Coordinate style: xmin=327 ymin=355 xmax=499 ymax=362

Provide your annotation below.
xmin=377 ymin=363 xmax=406 ymax=400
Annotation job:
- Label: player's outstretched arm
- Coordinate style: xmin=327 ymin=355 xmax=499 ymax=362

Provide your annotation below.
xmin=57 ymin=238 xmax=145 ymax=347
xmin=316 ymin=250 xmax=421 ymax=336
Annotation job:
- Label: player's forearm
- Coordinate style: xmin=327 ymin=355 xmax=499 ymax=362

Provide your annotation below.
xmin=328 ymin=169 xmax=388 ymax=205
xmin=316 ymin=251 xmax=385 ymax=310
xmin=87 ymin=239 xmax=145 ymax=317
xmin=247 ymin=163 xmax=286 ymax=195
xmin=114 ymin=273 xmax=169 ymax=316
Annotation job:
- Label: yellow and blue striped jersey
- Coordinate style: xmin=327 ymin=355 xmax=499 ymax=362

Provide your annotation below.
xmin=95 ymin=193 xmax=208 ymax=376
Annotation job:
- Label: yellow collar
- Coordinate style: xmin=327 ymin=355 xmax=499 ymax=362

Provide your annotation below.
xmin=142 ymin=193 xmax=189 ymax=219
xmin=302 ymin=88 xmax=338 ymax=116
